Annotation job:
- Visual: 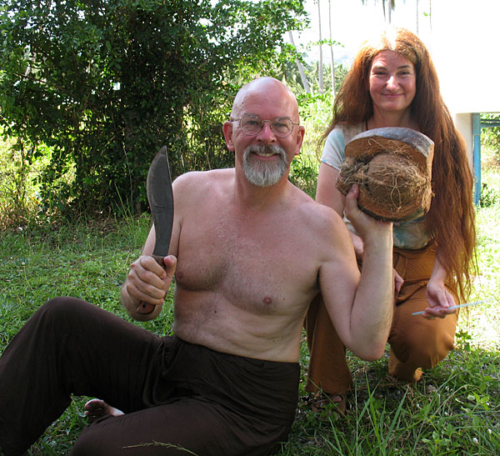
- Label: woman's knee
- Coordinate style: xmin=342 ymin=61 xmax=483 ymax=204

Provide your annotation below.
xmin=392 ymin=325 xmax=455 ymax=368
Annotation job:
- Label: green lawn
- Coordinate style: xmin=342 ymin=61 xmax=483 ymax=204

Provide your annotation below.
xmin=0 ymin=164 xmax=499 ymax=455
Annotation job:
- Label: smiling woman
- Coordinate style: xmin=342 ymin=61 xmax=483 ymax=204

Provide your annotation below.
xmin=368 ymin=50 xmax=417 ymax=124
xmin=305 ymin=26 xmax=477 ymax=413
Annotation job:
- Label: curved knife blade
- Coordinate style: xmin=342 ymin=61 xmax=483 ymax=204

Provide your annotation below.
xmin=137 ymin=146 xmax=174 ymax=314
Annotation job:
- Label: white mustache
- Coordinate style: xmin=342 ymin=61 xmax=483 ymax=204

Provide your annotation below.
xmin=245 ymin=144 xmax=287 ymax=160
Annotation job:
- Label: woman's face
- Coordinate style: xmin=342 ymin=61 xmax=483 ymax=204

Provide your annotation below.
xmin=369 ymin=50 xmax=416 ymax=117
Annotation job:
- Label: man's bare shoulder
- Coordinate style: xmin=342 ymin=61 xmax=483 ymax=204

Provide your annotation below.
xmin=291 ymin=185 xmax=344 ymax=227
xmin=174 ymin=168 xmax=234 ymax=187
xmin=173 ymin=169 xmax=234 ymax=200
xmin=290 ymin=185 xmax=354 ymax=254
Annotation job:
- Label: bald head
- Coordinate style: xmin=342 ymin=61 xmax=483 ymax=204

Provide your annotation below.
xmin=222 ymin=76 xmax=305 ymax=184
xmin=231 ymin=77 xmax=300 ymax=122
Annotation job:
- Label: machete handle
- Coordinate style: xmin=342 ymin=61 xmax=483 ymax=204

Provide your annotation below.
xmin=136 ymin=255 xmax=166 ymax=315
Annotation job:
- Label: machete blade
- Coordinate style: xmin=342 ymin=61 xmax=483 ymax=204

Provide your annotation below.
xmin=137 ymin=146 xmax=174 ymax=315
xmin=147 ymin=145 xmax=174 ymax=258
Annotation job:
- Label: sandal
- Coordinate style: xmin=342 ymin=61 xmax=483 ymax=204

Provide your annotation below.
xmin=311 ymin=392 xmax=346 ymax=417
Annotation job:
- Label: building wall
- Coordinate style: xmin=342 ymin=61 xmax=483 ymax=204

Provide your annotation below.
xmin=454 ymin=113 xmax=473 ymax=169
xmin=428 ymin=0 xmax=500 ymax=161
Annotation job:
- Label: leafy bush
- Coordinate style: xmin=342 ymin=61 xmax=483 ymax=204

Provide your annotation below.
xmin=0 ymin=0 xmax=308 ymax=216
xmin=479 ymin=183 xmax=499 ymax=208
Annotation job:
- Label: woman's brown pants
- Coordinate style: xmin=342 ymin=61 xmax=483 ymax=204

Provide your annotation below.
xmin=305 ymin=242 xmax=459 ymax=396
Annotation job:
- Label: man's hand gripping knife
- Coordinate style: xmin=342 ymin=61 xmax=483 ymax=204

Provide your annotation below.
xmin=121 ymin=255 xmax=177 ymax=321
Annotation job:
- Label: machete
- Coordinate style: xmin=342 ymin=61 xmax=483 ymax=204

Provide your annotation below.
xmin=137 ymin=146 xmax=174 ymax=314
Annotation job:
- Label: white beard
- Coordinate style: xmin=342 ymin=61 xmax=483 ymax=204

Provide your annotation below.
xmin=243 ymin=144 xmax=289 ymax=187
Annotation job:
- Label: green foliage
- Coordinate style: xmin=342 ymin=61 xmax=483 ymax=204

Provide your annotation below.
xmin=480 ymin=183 xmax=499 ymax=208
xmin=289 ymin=91 xmax=336 ymax=197
xmin=482 ymin=114 xmax=500 ymax=157
xmin=0 ymin=0 xmax=307 ymax=215
xmin=289 ymin=151 xmax=318 ymax=197
xmin=480 ymin=131 xmax=500 ymax=209
xmin=0 ymin=131 xmax=59 ymax=229
xmin=283 ymin=55 xmax=349 ymax=97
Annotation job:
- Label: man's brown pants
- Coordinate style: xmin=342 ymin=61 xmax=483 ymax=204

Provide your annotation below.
xmin=0 ymin=298 xmax=299 ymax=456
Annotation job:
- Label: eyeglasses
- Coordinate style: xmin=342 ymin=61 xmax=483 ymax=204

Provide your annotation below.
xmin=232 ymin=114 xmax=300 ymax=138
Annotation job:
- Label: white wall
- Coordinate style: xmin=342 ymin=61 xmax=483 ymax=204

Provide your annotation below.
xmin=430 ymin=0 xmax=500 ymax=114
xmin=454 ymin=113 xmax=473 ymax=169
xmin=428 ymin=0 xmax=500 ymax=160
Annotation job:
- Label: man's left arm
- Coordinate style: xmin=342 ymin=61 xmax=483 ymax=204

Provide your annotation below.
xmin=320 ymin=186 xmax=394 ymax=361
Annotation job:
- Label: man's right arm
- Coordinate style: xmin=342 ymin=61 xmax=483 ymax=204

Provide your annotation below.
xmin=121 ymin=173 xmax=190 ymax=321
xmin=121 ymin=248 xmax=177 ymax=321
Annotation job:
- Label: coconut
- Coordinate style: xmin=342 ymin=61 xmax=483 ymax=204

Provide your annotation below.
xmin=336 ymin=127 xmax=434 ymax=222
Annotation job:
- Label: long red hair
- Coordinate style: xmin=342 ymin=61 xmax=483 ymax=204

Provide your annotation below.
xmin=326 ymin=27 xmax=476 ymax=299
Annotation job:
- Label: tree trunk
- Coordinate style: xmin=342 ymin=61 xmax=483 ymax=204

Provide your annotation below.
xmin=288 ymin=31 xmax=310 ymax=93
xmin=416 ymin=0 xmax=419 ymax=33
xmin=429 ymin=0 xmax=433 ymax=32
xmin=328 ymin=0 xmax=335 ymax=97
xmin=317 ymin=0 xmax=323 ymax=94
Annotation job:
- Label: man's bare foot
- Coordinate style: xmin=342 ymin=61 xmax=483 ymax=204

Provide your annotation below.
xmin=84 ymin=399 xmax=124 ymax=423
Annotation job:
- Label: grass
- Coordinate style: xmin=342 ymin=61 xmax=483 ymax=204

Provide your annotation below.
xmin=0 ymin=153 xmax=499 ymax=455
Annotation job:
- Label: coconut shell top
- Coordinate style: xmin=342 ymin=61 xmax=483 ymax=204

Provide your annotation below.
xmin=336 ymin=127 xmax=435 ymax=222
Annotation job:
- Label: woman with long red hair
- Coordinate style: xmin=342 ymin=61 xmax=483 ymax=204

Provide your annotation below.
xmin=306 ymin=27 xmax=476 ymax=414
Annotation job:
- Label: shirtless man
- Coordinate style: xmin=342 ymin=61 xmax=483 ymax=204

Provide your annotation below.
xmin=0 ymin=77 xmax=394 ymax=456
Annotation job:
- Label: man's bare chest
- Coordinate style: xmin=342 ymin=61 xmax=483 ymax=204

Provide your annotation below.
xmin=174 ymin=213 xmax=319 ymax=309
